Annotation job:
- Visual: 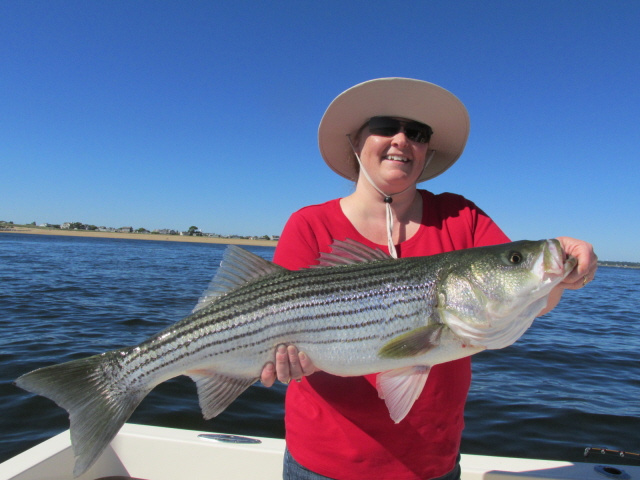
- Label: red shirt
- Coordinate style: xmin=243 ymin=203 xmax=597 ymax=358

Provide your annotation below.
xmin=273 ymin=190 xmax=510 ymax=480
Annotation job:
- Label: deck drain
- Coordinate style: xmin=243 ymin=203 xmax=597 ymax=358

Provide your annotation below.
xmin=594 ymin=465 xmax=631 ymax=480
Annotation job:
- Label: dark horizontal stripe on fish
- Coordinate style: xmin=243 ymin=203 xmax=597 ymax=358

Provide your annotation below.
xmin=199 ymin=258 xmax=431 ymax=318
xmin=124 ymin=307 xmax=423 ymax=379
xmin=140 ymin=287 xmax=426 ymax=350
xmin=212 ymin=332 xmax=394 ymax=357
xmin=162 ymin=276 xmax=432 ymax=347
xmin=126 ymin=267 xmax=429 ymax=334
xmin=118 ymin=261 xmax=436 ymax=377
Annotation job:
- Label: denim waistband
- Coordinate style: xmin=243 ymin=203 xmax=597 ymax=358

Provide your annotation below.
xmin=283 ymin=448 xmax=461 ymax=480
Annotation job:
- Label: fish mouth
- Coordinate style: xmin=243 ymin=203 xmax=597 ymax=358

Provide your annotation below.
xmin=542 ymin=239 xmax=576 ymax=281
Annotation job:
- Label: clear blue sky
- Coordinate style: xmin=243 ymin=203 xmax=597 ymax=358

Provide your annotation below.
xmin=2 ymin=1 xmax=638 ymax=261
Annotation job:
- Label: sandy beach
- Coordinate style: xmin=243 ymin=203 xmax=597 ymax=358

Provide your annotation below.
xmin=0 ymin=226 xmax=278 ymax=247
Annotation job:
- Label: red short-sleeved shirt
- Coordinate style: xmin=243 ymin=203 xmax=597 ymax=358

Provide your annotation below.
xmin=273 ymin=190 xmax=510 ymax=480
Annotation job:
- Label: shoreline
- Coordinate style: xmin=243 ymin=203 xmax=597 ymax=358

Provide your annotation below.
xmin=3 ymin=227 xmax=638 ymax=267
xmin=0 ymin=227 xmax=278 ymax=247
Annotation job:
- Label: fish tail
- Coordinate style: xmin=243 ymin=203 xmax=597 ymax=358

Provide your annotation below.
xmin=15 ymin=349 xmax=150 ymax=477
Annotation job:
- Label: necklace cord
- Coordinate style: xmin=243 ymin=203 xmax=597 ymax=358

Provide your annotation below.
xmin=345 ymin=135 xmax=435 ymax=259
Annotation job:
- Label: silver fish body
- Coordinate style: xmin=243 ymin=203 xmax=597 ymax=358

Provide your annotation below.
xmin=16 ymin=239 xmax=575 ymax=476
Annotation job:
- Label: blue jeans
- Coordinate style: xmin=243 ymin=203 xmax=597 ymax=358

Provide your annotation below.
xmin=283 ymin=449 xmax=336 ymax=480
xmin=283 ymin=448 xmax=461 ymax=480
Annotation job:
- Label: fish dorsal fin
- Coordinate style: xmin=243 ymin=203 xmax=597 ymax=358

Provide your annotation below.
xmin=193 ymin=246 xmax=284 ymax=313
xmin=377 ymin=366 xmax=431 ymax=423
xmin=316 ymin=238 xmax=391 ymax=267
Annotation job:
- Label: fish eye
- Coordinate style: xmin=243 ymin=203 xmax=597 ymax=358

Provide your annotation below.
xmin=508 ymin=251 xmax=523 ymax=264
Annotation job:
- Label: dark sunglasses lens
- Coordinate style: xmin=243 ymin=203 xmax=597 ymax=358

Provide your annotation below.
xmin=368 ymin=117 xmax=431 ymax=143
xmin=368 ymin=117 xmax=401 ymax=136
xmin=405 ymin=125 xmax=429 ymax=143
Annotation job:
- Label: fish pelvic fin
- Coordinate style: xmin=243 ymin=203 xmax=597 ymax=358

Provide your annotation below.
xmin=15 ymin=349 xmax=151 ymax=477
xmin=187 ymin=370 xmax=258 ymax=420
xmin=193 ymin=246 xmax=285 ymax=313
xmin=378 ymin=325 xmax=444 ymax=359
xmin=377 ymin=366 xmax=431 ymax=423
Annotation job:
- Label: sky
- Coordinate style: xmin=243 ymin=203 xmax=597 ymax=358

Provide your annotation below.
xmin=1 ymin=1 xmax=638 ymax=262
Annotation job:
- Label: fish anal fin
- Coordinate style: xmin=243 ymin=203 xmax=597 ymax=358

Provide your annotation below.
xmin=377 ymin=366 xmax=431 ymax=423
xmin=187 ymin=369 xmax=257 ymax=420
xmin=378 ymin=325 xmax=443 ymax=359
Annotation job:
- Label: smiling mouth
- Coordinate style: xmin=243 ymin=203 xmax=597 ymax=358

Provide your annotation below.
xmin=383 ymin=155 xmax=411 ymax=163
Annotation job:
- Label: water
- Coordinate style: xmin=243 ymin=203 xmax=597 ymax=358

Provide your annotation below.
xmin=1 ymin=233 xmax=639 ymax=467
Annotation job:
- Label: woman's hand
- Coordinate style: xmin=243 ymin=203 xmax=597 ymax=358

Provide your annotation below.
xmin=556 ymin=236 xmax=598 ymax=289
xmin=260 ymin=345 xmax=319 ymax=387
xmin=539 ymin=237 xmax=598 ymax=316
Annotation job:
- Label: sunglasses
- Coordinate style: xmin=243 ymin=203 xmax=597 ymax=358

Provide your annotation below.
xmin=367 ymin=116 xmax=433 ymax=144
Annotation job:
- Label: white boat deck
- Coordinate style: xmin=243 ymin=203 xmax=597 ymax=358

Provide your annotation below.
xmin=0 ymin=424 xmax=637 ymax=480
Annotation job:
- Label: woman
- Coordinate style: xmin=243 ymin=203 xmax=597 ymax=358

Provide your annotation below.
xmin=261 ymin=78 xmax=598 ymax=480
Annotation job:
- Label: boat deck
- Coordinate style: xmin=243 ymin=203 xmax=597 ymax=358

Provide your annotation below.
xmin=1 ymin=424 xmax=638 ymax=480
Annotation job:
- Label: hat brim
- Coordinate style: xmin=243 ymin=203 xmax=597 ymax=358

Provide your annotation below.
xmin=318 ymin=78 xmax=470 ymax=183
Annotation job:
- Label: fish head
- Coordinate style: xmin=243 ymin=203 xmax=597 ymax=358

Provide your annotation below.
xmin=438 ymin=239 xmax=576 ymax=350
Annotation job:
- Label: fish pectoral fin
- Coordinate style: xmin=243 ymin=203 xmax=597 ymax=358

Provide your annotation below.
xmin=187 ymin=369 xmax=258 ymax=420
xmin=376 ymin=366 xmax=431 ymax=423
xmin=378 ymin=325 xmax=443 ymax=359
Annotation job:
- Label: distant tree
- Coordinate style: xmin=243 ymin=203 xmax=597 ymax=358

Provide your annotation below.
xmin=69 ymin=222 xmax=84 ymax=230
xmin=188 ymin=226 xmax=199 ymax=236
xmin=87 ymin=225 xmax=98 ymax=231
xmin=261 ymin=235 xmax=270 ymax=240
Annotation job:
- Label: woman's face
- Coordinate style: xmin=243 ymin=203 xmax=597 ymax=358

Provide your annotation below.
xmin=355 ymin=118 xmax=429 ymax=192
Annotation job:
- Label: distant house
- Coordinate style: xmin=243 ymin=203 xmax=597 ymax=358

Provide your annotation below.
xmin=154 ymin=229 xmax=178 ymax=235
xmin=117 ymin=227 xmax=133 ymax=233
xmin=61 ymin=222 xmax=72 ymax=230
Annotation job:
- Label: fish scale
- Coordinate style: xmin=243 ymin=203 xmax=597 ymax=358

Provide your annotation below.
xmin=15 ymin=238 xmax=576 ymax=477
xmin=136 ymin=260 xmax=432 ymax=370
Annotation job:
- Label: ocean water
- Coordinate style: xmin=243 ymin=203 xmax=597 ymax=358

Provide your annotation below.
xmin=1 ymin=233 xmax=639 ymax=468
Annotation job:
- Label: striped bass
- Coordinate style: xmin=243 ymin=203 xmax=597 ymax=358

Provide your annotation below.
xmin=16 ymin=239 xmax=576 ymax=477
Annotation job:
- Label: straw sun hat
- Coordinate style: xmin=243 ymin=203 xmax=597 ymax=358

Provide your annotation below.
xmin=318 ymin=77 xmax=470 ymax=183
